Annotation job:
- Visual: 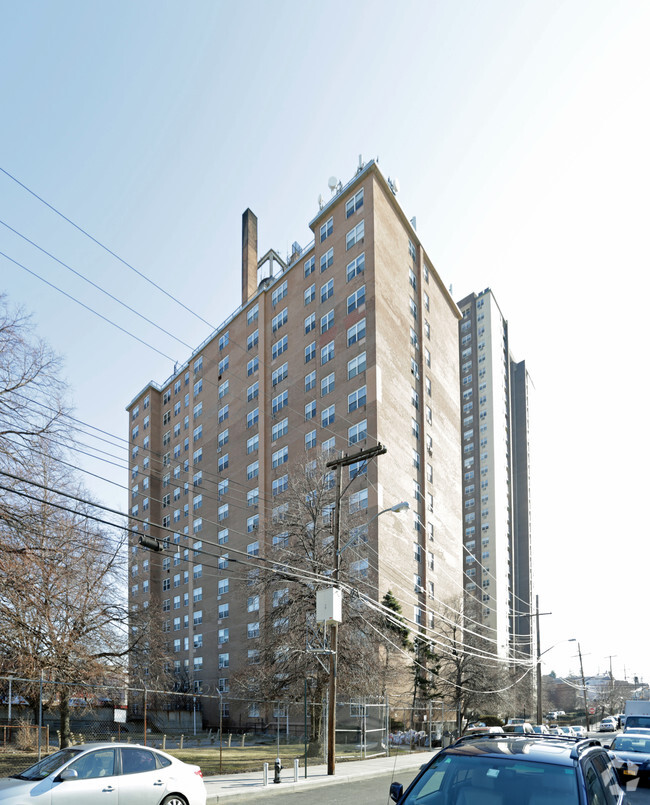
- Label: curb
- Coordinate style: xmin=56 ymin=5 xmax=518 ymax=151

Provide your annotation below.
xmin=204 ymin=753 xmax=433 ymax=803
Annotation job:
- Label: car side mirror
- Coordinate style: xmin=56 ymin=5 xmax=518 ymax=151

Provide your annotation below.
xmin=59 ymin=769 xmax=79 ymax=781
xmin=390 ymin=781 xmax=404 ymax=802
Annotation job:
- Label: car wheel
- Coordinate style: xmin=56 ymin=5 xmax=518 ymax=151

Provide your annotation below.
xmin=161 ymin=796 xmax=188 ymax=805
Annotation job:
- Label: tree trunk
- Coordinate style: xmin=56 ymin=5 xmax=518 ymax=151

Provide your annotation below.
xmin=59 ymin=690 xmax=72 ymax=748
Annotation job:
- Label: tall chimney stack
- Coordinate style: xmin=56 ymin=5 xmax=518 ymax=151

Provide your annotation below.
xmin=242 ymin=209 xmax=258 ymax=305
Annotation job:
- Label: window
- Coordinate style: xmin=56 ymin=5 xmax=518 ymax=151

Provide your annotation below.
xmin=247 ymin=514 xmax=259 ymax=532
xmin=305 ymin=401 xmax=316 ymax=421
xmin=218 ymin=578 xmax=229 ymax=595
xmin=321 ymin=404 xmax=335 ymax=427
xmin=305 ymin=429 xmax=317 ymax=449
xmin=349 ymin=488 xmax=368 ymax=513
xmin=218 ymin=528 xmax=228 ymax=544
xmin=247 ymin=622 xmax=260 ymax=639
xmin=247 ymin=357 xmax=259 ymax=376
xmin=272 ymin=446 xmax=288 ymax=467
xmin=218 ymin=653 xmax=229 ymax=669
xmin=409 ymin=298 xmax=418 ymax=320
xmin=321 ymin=372 xmax=335 ymax=396
xmin=346 ymin=220 xmax=364 ymax=250
xmin=193 ymin=425 xmax=203 ymax=442
xmin=348 ymin=419 xmax=367 ymax=445
xmin=273 ymin=588 xmax=289 ymax=608
xmin=304 ymin=312 xmax=316 ymax=333
xmin=320 ymin=309 xmax=334 ymax=333
xmin=345 ymin=187 xmax=364 ymax=218
xmin=272 ymin=362 xmax=288 ymax=386
xmin=272 ymin=390 xmax=288 ymax=414
xmin=218 ymin=404 xmax=229 ymax=423
xmin=247 ymin=595 xmax=259 ymax=612
xmin=304 ymin=371 xmax=316 ymax=392
xmin=218 ymin=331 xmax=230 ymax=350
xmin=247 ymin=329 xmax=259 ymax=350
xmin=347 ymin=318 xmax=366 ymax=346
xmin=193 ymin=447 xmax=202 ymax=464
xmin=320 ymin=278 xmax=334 ymax=303
xmin=272 ymin=474 xmax=288 ymax=496
xmin=193 ymin=494 xmax=203 ymax=511
xmin=272 ymin=417 xmax=288 ymax=441
xmin=304 ymin=283 xmax=315 ymax=305
xmin=273 ymin=532 xmax=289 ymax=549
xmin=218 ymin=453 xmax=229 ymax=472
xmin=321 ymin=340 xmax=334 ymax=365
xmin=218 ymin=504 xmax=229 ymax=521
xmin=218 ymin=603 xmax=228 ymax=619
xmin=248 ymin=649 xmax=260 ymax=664
xmin=348 ymin=385 xmax=366 ymax=412
xmin=304 ymin=255 xmax=315 ymax=276
xmin=347 ymin=285 xmax=366 ymax=313
xmin=346 ymin=252 xmax=365 ymax=281
xmin=348 ymin=351 xmax=366 ymax=379
xmin=247 ymin=460 xmax=259 ymax=480
xmin=247 ymin=381 xmax=259 ymax=401
xmin=320 ymin=246 xmax=334 ymax=271
xmin=246 ymin=407 xmax=259 ymax=428
xmin=319 ymin=217 xmax=333 ymax=243
xmin=247 ymin=434 xmax=259 ymax=454
xmin=271 ymin=307 xmax=288 ymax=332
xmin=271 ymin=280 xmax=287 ymax=307
xmin=305 ymin=341 xmax=316 ymax=363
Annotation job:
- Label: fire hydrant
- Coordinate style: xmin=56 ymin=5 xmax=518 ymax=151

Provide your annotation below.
xmin=273 ymin=757 xmax=282 ymax=784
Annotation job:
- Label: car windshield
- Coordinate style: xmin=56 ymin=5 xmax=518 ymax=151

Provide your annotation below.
xmin=401 ymin=752 xmax=579 ymax=805
xmin=12 ymin=748 xmax=82 ymax=781
xmin=612 ymin=737 xmax=650 ymax=753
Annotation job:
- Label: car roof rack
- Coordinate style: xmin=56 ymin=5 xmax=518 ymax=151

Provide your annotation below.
xmin=452 ymin=733 xmax=596 ymax=749
xmin=569 ymin=739 xmax=603 ymax=759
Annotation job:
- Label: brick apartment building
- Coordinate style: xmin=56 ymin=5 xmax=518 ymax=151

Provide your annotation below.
xmin=126 ymin=158 xmax=464 ymax=726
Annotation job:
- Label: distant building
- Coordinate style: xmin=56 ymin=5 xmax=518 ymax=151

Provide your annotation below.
xmin=456 ymin=290 xmax=533 ymax=659
xmin=126 ymin=159 xmax=464 ymax=726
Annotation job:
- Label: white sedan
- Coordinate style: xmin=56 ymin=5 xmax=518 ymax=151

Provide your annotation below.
xmin=0 ymin=742 xmax=206 ymax=805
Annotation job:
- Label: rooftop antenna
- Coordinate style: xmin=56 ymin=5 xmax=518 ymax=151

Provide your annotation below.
xmin=318 ymin=193 xmax=324 ymax=210
xmin=328 ymin=176 xmax=338 ymax=196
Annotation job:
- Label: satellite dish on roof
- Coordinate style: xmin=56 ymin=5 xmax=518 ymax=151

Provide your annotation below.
xmin=328 ymin=176 xmax=338 ymax=192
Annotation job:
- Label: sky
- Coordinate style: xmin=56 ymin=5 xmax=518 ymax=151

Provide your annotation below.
xmin=1 ymin=0 xmax=648 ymax=685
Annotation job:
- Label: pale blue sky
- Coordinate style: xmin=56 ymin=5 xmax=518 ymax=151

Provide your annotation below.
xmin=1 ymin=0 xmax=648 ymax=683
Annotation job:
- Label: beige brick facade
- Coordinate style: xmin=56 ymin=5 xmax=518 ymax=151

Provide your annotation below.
xmin=127 ymin=160 xmax=463 ymax=727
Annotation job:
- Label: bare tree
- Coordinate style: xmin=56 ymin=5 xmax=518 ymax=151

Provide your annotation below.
xmin=434 ymin=597 xmax=505 ymax=731
xmin=0 ymin=297 xmax=151 ymax=745
xmin=0 ymin=295 xmax=68 ymax=481
xmin=232 ymin=454 xmax=403 ymax=751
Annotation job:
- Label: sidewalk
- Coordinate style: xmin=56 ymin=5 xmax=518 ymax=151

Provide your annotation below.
xmin=204 ymin=750 xmax=436 ymax=803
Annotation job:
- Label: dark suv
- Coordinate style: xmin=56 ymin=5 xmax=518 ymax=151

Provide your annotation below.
xmin=389 ymin=734 xmax=627 ymax=805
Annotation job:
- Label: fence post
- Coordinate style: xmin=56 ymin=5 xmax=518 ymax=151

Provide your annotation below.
xmin=37 ymin=670 xmax=43 ymax=761
xmin=180 ymin=734 xmax=184 ymax=749
xmin=294 ymin=758 xmax=299 ymax=782
xmin=263 ymin=762 xmax=268 ymax=786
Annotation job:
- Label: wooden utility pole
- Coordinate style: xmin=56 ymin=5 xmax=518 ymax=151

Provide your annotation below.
xmin=325 ymin=443 xmax=386 ymax=776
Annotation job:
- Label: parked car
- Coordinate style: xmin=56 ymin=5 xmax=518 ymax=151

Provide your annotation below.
xmin=600 ymin=717 xmax=618 ymax=733
xmin=572 ymin=726 xmax=588 ymax=738
xmin=0 ymin=742 xmax=206 ymax=805
xmin=503 ymin=722 xmax=535 ymax=734
xmin=609 ymin=733 xmax=650 ymax=785
xmin=389 ymin=733 xmax=628 ymax=805
xmin=463 ymin=725 xmax=505 ymax=735
xmin=559 ymin=726 xmax=577 ymax=737
xmin=532 ymin=724 xmax=550 ymax=734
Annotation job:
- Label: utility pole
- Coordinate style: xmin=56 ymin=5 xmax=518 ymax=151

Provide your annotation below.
xmin=577 ymin=643 xmax=590 ymax=732
xmin=536 ymin=596 xmax=542 ymax=724
xmin=325 ymin=443 xmax=386 ymax=776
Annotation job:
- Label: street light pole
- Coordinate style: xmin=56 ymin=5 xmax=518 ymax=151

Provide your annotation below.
xmin=536 ymin=596 xmax=542 ymax=725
